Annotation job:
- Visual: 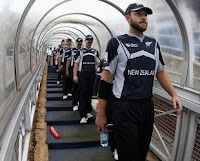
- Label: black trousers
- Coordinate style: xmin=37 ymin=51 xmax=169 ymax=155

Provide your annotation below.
xmin=93 ymin=74 xmax=101 ymax=96
xmin=58 ymin=70 xmax=62 ymax=81
xmin=111 ymin=99 xmax=154 ymax=161
xmin=56 ymin=63 xmax=58 ymax=70
xmin=72 ymin=82 xmax=79 ymax=106
xmin=53 ymin=55 xmax=55 ymax=66
xmin=72 ymin=67 xmax=79 ymax=106
xmin=68 ymin=66 xmax=73 ymax=94
xmin=78 ymin=71 xmax=96 ymax=118
xmin=62 ymin=63 xmax=68 ymax=95
xmin=106 ymin=99 xmax=117 ymax=153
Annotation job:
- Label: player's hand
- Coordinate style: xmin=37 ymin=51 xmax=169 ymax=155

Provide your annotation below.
xmin=73 ymin=76 xmax=78 ymax=83
xmin=66 ymin=70 xmax=70 ymax=76
xmin=58 ymin=65 xmax=62 ymax=72
xmin=95 ymin=113 xmax=107 ymax=132
xmin=172 ymin=95 xmax=182 ymax=115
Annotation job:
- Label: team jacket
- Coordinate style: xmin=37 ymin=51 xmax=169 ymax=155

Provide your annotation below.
xmin=60 ymin=47 xmax=72 ymax=63
xmin=69 ymin=47 xmax=81 ymax=67
xmin=75 ymin=47 xmax=100 ymax=72
xmin=104 ymin=33 xmax=165 ymax=100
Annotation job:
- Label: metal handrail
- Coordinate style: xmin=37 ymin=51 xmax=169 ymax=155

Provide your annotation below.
xmin=0 ymin=58 xmax=45 ymax=161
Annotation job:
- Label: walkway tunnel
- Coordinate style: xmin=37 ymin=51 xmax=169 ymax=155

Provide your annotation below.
xmin=0 ymin=0 xmax=200 ymax=161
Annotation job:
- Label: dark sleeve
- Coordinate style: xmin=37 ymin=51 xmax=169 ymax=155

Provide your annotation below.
xmin=100 ymin=60 xmax=104 ymax=68
xmin=105 ymin=38 xmax=119 ymax=64
xmin=96 ymin=50 xmax=100 ymax=62
xmin=103 ymin=38 xmax=119 ymax=74
xmin=74 ymin=51 xmax=80 ymax=61
xmin=69 ymin=49 xmax=72 ymax=57
xmin=157 ymin=43 xmax=165 ymax=65
xmin=60 ymin=48 xmax=63 ymax=55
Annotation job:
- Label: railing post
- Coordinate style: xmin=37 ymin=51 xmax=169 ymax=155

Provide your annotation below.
xmin=171 ymin=112 xmax=182 ymax=161
xmin=183 ymin=113 xmax=197 ymax=161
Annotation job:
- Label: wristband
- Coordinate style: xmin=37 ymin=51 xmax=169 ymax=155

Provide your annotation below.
xmin=98 ymin=80 xmax=112 ymax=100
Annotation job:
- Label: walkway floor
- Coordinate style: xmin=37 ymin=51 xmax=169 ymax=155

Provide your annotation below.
xmin=46 ymin=67 xmax=114 ymax=161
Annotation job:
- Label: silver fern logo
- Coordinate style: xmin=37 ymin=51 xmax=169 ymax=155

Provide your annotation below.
xmin=145 ymin=42 xmax=152 ymax=47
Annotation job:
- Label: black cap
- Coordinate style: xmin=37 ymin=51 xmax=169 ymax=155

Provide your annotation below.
xmin=76 ymin=38 xmax=83 ymax=44
xmin=85 ymin=35 xmax=93 ymax=43
xmin=125 ymin=3 xmax=153 ymax=15
xmin=66 ymin=38 xmax=72 ymax=42
xmin=61 ymin=39 xmax=65 ymax=43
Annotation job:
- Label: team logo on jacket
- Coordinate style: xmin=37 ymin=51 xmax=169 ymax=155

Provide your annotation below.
xmin=125 ymin=43 xmax=138 ymax=47
xmin=145 ymin=41 xmax=152 ymax=47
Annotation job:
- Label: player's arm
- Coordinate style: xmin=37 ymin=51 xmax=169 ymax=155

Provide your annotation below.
xmin=95 ymin=69 xmax=113 ymax=132
xmin=73 ymin=62 xmax=79 ymax=83
xmin=95 ymin=37 xmax=119 ymax=132
xmin=73 ymin=52 xmax=81 ymax=83
xmin=156 ymin=42 xmax=182 ymax=115
xmin=66 ymin=59 xmax=71 ymax=76
xmin=156 ymin=71 xmax=182 ymax=115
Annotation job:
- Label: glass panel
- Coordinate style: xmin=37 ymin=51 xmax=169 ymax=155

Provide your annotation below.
xmin=31 ymin=47 xmax=37 ymax=68
xmin=173 ymin=0 xmax=200 ymax=90
xmin=18 ymin=32 xmax=31 ymax=82
xmin=17 ymin=0 xmax=61 ymax=80
xmin=0 ymin=0 xmax=29 ymax=118
xmin=184 ymin=0 xmax=200 ymax=90
xmin=151 ymin=5 xmax=183 ymax=84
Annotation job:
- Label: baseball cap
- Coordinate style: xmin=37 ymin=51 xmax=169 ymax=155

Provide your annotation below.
xmin=76 ymin=38 xmax=83 ymax=44
xmin=125 ymin=3 xmax=153 ymax=15
xmin=85 ymin=35 xmax=93 ymax=43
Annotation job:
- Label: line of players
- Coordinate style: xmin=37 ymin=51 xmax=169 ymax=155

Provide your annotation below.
xmin=51 ymin=35 xmax=117 ymax=160
xmin=52 ymin=35 xmax=104 ymax=124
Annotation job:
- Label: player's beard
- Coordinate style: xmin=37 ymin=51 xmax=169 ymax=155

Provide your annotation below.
xmin=130 ymin=19 xmax=147 ymax=32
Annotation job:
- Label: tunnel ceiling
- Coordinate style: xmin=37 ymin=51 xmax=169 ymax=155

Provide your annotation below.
xmin=19 ymin=0 xmax=185 ymax=57
xmin=18 ymin=0 xmax=184 ymax=57
xmin=21 ymin=0 xmax=128 ymax=55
